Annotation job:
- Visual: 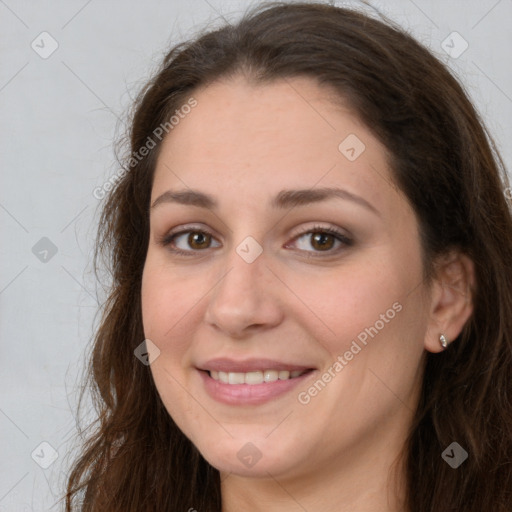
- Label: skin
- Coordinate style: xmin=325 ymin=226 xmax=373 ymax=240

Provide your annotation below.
xmin=141 ymin=75 xmax=475 ymax=512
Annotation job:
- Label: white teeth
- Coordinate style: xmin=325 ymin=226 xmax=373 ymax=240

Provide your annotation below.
xmin=208 ymin=369 xmax=308 ymax=385
xmin=228 ymin=372 xmax=245 ymax=384
xmin=263 ymin=369 xmax=279 ymax=382
xmin=245 ymin=371 xmax=264 ymax=385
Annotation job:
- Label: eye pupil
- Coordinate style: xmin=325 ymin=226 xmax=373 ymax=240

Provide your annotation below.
xmin=189 ymin=231 xmax=209 ymax=249
xmin=311 ymin=232 xmax=334 ymax=251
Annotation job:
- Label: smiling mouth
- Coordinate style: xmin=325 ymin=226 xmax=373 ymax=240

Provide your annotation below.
xmin=205 ymin=368 xmax=313 ymax=385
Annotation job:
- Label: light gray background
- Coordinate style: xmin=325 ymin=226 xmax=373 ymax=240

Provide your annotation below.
xmin=1 ymin=0 xmax=511 ymax=510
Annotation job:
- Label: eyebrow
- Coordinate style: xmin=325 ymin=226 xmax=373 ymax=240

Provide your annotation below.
xmin=150 ymin=187 xmax=380 ymax=216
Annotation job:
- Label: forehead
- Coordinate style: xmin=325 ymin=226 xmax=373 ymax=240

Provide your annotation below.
xmin=152 ymin=76 xmax=397 ymax=215
xmin=158 ymin=76 xmax=362 ymax=165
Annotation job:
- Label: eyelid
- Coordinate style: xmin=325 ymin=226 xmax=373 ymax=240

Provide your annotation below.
xmin=288 ymin=222 xmax=352 ymax=242
xmin=156 ymin=223 xmax=218 ymax=252
xmin=158 ymin=222 xmax=353 ymax=256
xmin=286 ymin=223 xmax=353 ymax=256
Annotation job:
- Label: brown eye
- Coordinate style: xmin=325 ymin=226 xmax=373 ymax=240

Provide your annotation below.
xmin=290 ymin=225 xmax=353 ymax=256
xmin=187 ymin=231 xmax=211 ymax=250
xmin=160 ymin=224 xmax=352 ymax=258
xmin=309 ymin=231 xmax=336 ymax=251
xmin=160 ymin=228 xmax=221 ymax=255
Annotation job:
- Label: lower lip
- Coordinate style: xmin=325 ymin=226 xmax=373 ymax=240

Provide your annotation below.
xmin=198 ymin=369 xmax=315 ymax=405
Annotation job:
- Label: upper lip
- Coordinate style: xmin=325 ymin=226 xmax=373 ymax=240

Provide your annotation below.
xmin=198 ymin=358 xmax=315 ymax=373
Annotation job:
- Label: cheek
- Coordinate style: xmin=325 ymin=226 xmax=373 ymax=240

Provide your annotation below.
xmin=288 ymin=252 xmax=416 ymax=357
xmin=141 ymin=261 xmax=206 ymax=427
xmin=140 ymin=259 xmax=200 ymax=360
xmin=141 ymin=243 xmax=424 ymax=361
xmin=309 ymin=256 xmax=426 ymax=412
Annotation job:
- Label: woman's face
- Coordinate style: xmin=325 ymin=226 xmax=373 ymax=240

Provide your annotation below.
xmin=141 ymin=76 xmax=431 ymax=481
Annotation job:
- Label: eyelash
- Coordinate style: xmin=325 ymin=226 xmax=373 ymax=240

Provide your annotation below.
xmin=157 ymin=224 xmax=353 ymax=258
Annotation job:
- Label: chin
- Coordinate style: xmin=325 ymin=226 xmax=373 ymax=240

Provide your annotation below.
xmin=193 ymin=433 xmax=300 ymax=478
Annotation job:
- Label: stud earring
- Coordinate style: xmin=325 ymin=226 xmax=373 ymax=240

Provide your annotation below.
xmin=439 ymin=334 xmax=448 ymax=349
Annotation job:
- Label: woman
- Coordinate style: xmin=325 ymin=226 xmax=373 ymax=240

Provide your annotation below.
xmin=64 ymin=2 xmax=512 ymax=511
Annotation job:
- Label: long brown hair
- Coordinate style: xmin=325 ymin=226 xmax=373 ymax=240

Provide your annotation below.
xmin=63 ymin=2 xmax=512 ymax=510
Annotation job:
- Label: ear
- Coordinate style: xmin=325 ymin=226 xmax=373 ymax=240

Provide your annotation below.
xmin=424 ymin=250 xmax=476 ymax=353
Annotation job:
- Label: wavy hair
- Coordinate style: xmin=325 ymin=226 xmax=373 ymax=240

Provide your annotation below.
xmin=64 ymin=2 xmax=512 ymax=510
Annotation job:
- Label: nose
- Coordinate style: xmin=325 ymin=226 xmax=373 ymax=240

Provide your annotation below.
xmin=203 ymin=244 xmax=284 ymax=338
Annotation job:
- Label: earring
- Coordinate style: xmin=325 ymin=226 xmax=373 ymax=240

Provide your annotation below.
xmin=439 ymin=334 xmax=448 ymax=349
